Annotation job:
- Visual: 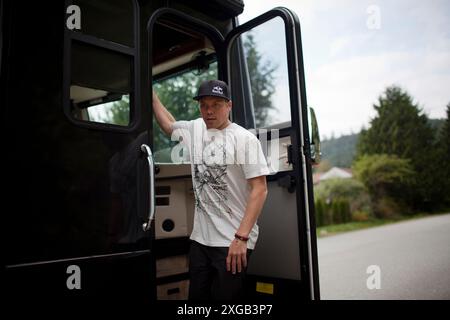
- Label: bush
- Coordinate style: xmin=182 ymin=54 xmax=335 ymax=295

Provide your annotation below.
xmin=352 ymin=210 xmax=370 ymax=222
xmin=314 ymin=178 xmax=365 ymax=199
xmin=328 ymin=198 xmax=352 ymax=225
xmin=314 ymin=178 xmax=372 ymax=224
xmin=376 ymin=197 xmax=406 ymax=219
xmin=353 ymin=154 xmax=416 ymax=218
xmin=332 ymin=201 xmax=341 ymax=224
xmin=315 ymin=198 xmax=325 ymax=227
xmin=324 ymin=201 xmax=334 ymax=225
xmin=341 ymin=199 xmax=352 ymax=223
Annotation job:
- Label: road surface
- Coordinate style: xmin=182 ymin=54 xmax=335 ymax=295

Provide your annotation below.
xmin=317 ymin=213 xmax=450 ymax=299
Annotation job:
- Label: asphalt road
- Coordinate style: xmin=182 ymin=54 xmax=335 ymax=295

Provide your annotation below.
xmin=317 ymin=213 xmax=450 ymax=300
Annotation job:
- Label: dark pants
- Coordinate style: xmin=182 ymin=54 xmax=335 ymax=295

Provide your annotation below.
xmin=188 ymin=240 xmax=252 ymax=301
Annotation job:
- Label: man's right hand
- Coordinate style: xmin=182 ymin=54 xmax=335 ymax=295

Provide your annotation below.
xmin=152 ymin=90 xmax=176 ymax=136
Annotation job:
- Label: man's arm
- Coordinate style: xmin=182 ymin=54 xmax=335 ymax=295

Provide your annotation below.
xmin=227 ymin=175 xmax=268 ymax=274
xmin=152 ymin=90 xmax=176 ymax=136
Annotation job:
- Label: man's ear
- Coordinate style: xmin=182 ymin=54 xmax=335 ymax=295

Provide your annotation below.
xmin=228 ymin=100 xmax=233 ymax=109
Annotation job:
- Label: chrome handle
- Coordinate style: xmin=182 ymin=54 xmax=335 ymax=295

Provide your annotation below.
xmin=141 ymin=144 xmax=155 ymax=232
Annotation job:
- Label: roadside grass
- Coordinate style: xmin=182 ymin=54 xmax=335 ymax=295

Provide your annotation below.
xmin=316 ymin=213 xmax=433 ymax=237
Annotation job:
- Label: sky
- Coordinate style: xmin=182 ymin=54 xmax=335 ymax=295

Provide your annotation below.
xmin=238 ymin=0 xmax=450 ymax=139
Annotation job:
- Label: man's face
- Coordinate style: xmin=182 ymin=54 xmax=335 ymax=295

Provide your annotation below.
xmin=199 ymin=96 xmax=232 ymax=130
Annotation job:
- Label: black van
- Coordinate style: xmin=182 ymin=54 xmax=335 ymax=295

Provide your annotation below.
xmin=2 ymin=0 xmax=321 ymax=301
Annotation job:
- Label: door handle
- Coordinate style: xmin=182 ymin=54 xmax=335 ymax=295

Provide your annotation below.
xmin=141 ymin=144 xmax=155 ymax=232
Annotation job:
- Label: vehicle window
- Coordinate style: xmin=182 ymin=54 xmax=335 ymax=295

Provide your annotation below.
xmin=152 ymin=61 xmax=218 ymax=163
xmin=151 ymin=19 xmax=218 ymax=163
xmin=70 ymin=41 xmax=132 ymax=126
xmin=230 ymin=16 xmax=291 ymax=129
xmin=84 ymin=94 xmax=130 ymax=126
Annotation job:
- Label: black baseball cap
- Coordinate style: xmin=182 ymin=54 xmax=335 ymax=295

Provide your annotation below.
xmin=193 ymin=80 xmax=231 ymax=101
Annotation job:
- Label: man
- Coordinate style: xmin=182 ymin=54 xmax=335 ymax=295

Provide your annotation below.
xmin=152 ymin=79 xmax=269 ymax=300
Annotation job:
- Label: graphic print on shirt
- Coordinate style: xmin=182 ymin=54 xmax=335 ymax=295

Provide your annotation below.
xmin=193 ymin=137 xmax=233 ymax=218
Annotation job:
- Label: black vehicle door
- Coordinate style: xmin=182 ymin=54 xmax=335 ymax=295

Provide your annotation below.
xmin=224 ymin=7 xmax=320 ymax=300
xmin=4 ymin=0 xmax=155 ymax=300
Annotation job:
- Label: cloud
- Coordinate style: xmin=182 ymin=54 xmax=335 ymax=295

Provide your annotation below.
xmin=238 ymin=0 xmax=450 ymax=138
xmin=307 ymin=49 xmax=450 ymax=138
xmin=329 ymin=37 xmax=353 ymax=58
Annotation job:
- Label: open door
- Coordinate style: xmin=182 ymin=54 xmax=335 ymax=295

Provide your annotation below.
xmin=146 ymin=6 xmax=319 ymax=300
xmin=146 ymin=8 xmax=226 ymax=300
xmin=224 ymin=8 xmax=320 ymax=300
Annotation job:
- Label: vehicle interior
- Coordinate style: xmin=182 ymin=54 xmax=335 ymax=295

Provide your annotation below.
xmin=150 ymin=18 xmax=297 ymax=300
xmin=151 ymin=18 xmax=218 ymax=300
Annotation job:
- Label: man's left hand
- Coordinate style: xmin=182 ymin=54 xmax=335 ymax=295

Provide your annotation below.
xmin=226 ymin=239 xmax=248 ymax=274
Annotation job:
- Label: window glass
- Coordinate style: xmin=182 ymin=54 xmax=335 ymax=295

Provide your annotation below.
xmin=153 ymin=61 xmax=218 ymax=163
xmin=230 ymin=17 xmax=291 ymax=129
xmin=86 ymin=94 xmax=130 ymax=125
xmin=70 ymin=41 xmax=132 ymax=126
xmin=151 ymin=19 xmax=219 ymax=162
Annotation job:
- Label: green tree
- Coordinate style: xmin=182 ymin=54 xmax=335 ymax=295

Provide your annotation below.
xmin=243 ymin=33 xmax=277 ymax=127
xmin=315 ymin=198 xmax=325 ymax=227
xmin=323 ymin=200 xmax=333 ymax=226
xmin=331 ymin=201 xmax=341 ymax=224
xmin=335 ymin=199 xmax=351 ymax=223
xmin=356 ymin=86 xmax=437 ymax=210
xmin=320 ymin=133 xmax=359 ymax=168
xmin=353 ymin=154 xmax=416 ymax=218
xmin=433 ymin=103 xmax=450 ymax=207
xmin=357 ymin=86 xmax=434 ymax=158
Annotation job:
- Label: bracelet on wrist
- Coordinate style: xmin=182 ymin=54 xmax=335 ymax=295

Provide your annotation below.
xmin=234 ymin=233 xmax=249 ymax=242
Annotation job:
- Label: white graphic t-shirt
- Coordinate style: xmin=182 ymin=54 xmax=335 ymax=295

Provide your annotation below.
xmin=172 ymin=118 xmax=270 ymax=249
